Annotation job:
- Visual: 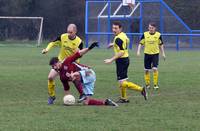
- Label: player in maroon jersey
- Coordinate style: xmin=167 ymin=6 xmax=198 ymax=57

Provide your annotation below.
xmin=49 ymin=42 xmax=118 ymax=106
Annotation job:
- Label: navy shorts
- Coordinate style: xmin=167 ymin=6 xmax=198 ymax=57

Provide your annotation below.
xmin=115 ymin=57 xmax=129 ymax=80
xmin=144 ymin=53 xmax=159 ymax=70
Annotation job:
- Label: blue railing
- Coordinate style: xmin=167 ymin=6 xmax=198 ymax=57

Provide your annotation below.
xmin=85 ymin=0 xmax=200 ymax=50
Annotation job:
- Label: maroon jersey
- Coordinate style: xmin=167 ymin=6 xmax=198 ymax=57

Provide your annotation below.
xmin=59 ymin=52 xmax=89 ymax=91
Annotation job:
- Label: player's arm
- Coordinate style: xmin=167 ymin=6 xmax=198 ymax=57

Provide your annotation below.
xmin=78 ymin=41 xmax=98 ymax=56
xmin=107 ymin=43 xmax=114 ymax=49
xmin=159 ymin=35 xmax=166 ymax=60
xmin=137 ymin=34 xmax=145 ymax=56
xmin=78 ymin=41 xmax=84 ymax=50
xmin=66 ymin=72 xmax=80 ymax=81
xmin=42 ymin=36 xmax=61 ymax=54
xmin=63 ymin=42 xmax=99 ymax=64
xmin=104 ymin=38 xmax=125 ymax=64
xmin=60 ymin=80 xmax=71 ymax=95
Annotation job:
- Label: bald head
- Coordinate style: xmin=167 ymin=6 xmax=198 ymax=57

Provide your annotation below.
xmin=67 ymin=24 xmax=77 ymax=40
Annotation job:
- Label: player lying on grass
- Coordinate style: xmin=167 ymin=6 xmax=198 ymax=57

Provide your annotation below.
xmin=49 ymin=42 xmax=118 ymax=106
xmin=65 ymin=64 xmax=118 ymax=106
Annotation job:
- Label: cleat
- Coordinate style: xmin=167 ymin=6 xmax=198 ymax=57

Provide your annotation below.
xmin=116 ymin=98 xmax=130 ymax=103
xmin=78 ymin=94 xmax=87 ymax=103
xmin=105 ymin=99 xmax=118 ymax=106
xmin=48 ymin=96 xmax=56 ymax=105
xmin=146 ymin=85 xmax=150 ymax=89
xmin=141 ymin=87 xmax=148 ymax=100
xmin=154 ymin=85 xmax=159 ymax=90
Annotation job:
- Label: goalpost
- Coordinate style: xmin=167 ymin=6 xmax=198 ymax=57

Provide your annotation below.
xmin=0 ymin=16 xmax=43 ymax=46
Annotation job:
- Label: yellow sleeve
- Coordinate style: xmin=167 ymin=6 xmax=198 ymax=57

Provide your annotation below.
xmin=46 ymin=41 xmax=61 ymax=51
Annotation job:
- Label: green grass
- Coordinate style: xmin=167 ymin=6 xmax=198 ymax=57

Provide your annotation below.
xmin=0 ymin=45 xmax=200 ymax=131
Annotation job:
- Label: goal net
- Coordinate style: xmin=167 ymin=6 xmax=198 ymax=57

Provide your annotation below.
xmin=0 ymin=16 xmax=43 ymax=46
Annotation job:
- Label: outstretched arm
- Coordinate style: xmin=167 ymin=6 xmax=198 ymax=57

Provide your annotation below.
xmin=42 ymin=36 xmax=61 ymax=54
xmin=104 ymin=38 xmax=125 ymax=64
xmin=104 ymin=52 xmax=124 ymax=64
xmin=64 ymin=41 xmax=99 ymax=64
xmin=79 ymin=41 xmax=99 ymax=56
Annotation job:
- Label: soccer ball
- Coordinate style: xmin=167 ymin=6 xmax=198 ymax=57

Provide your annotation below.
xmin=63 ymin=94 xmax=75 ymax=105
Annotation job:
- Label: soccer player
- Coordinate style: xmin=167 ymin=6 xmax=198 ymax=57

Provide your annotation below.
xmin=137 ymin=22 xmax=166 ymax=90
xmin=42 ymin=24 xmax=84 ymax=104
xmin=49 ymin=42 xmax=118 ymax=106
xmin=104 ymin=21 xmax=147 ymax=103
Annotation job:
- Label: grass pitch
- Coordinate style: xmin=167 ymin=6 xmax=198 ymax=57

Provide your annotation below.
xmin=0 ymin=45 xmax=200 ymax=131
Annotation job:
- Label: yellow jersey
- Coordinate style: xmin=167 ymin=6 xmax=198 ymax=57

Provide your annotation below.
xmin=113 ymin=32 xmax=129 ymax=58
xmin=140 ymin=31 xmax=163 ymax=54
xmin=46 ymin=33 xmax=82 ymax=61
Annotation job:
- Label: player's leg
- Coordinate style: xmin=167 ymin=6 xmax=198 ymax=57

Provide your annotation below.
xmin=115 ymin=58 xmax=128 ymax=102
xmin=120 ymin=80 xmax=147 ymax=100
xmin=144 ymin=54 xmax=151 ymax=88
xmin=152 ymin=54 xmax=159 ymax=89
xmin=83 ymin=96 xmax=104 ymax=105
xmin=78 ymin=69 xmax=96 ymax=102
xmin=118 ymin=58 xmax=143 ymax=92
xmin=117 ymin=58 xmax=147 ymax=101
xmin=83 ymin=96 xmax=118 ymax=106
xmin=116 ymin=58 xmax=147 ymax=102
xmin=47 ymin=69 xmax=59 ymax=104
xmin=73 ymin=80 xmax=84 ymax=100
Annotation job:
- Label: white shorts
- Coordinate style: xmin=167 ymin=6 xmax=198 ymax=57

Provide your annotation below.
xmin=79 ymin=69 xmax=96 ymax=95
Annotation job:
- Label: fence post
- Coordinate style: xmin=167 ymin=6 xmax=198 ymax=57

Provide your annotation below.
xmin=85 ymin=1 xmax=89 ymax=47
xmin=176 ymin=36 xmax=179 ymax=51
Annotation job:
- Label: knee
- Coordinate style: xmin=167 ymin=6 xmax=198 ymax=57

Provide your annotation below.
xmin=120 ymin=80 xmax=127 ymax=87
xmin=152 ymin=67 xmax=158 ymax=72
xmin=48 ymin=75 xmax=54 ymax=81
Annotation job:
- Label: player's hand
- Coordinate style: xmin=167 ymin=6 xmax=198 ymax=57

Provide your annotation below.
xmin=136 ymin=51 xmax=140 ymax=56
xmin=41 ymin=49 xmax=48 ymax=54
xmin=91 ymin=41 xmax=99 ymax=47
xmin=107 ymin=43 xmax=114 ymax=49
xmin=104 ymin=59 xmax=113 ymax=64
xmin=88 ymin=41 xmax=99 ymax=50
xmin=66 ymin=72 xmax=71 ymax=78
xmin=162 ymin=54 xmax=166 ymax=61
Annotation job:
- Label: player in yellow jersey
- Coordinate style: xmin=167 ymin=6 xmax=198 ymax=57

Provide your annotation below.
xmin=42 ymin=24 xmax=84 ymax=104
xmin=137 ymin=22 xmax=166 ymax=90
xmin=104 ymin=21 xmax=147 ymax=103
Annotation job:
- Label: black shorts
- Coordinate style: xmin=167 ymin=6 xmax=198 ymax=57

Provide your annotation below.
xmin=144 ymin=53 xmax=159 ymax=69
xmin=115 ymin=57 xmax=129 ymax=80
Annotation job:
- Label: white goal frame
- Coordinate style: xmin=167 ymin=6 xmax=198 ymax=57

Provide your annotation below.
xmin=98 ymin=2 xmax=140 ymax=18
xmin=0 ymin=16 xmax=43 ymax=46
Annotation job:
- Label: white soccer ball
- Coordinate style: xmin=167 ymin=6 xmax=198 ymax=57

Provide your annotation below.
xmin=63 ymin=94 xmax=75 ymax=105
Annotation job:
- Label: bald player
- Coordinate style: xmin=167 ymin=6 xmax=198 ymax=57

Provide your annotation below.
xmin=42 ymin=24 xmax=84 ymax=105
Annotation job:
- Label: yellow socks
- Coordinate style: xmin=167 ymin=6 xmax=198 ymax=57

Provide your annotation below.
xmin=153 ymin=70 xmax=158 ymax=86
xmin=48 ymin=80 xmax=55 ymax=97
xmin=120 ymin=86 xmax=127 ymax=99
xmin=121 ymin=81 xmax=143 ymax=92
xmin=144 ymin=72 xmax=150 ymax=86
